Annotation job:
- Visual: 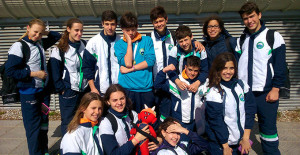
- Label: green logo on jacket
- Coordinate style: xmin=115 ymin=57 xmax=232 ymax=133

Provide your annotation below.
xmin=139 ymin=48 xmax=144 ymax=55
xmin=239 ymin=94 xmax=245 ymax=102
xmin=256 ymin=41 xmax=264 ymax=49
xmin=168 ymin=44 xmax=174 ymax=50
xmin=199 ymin=89 xmax=203 ymax=95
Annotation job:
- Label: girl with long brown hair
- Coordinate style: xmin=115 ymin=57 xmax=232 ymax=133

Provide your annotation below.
xmin=48 ymin=18 xmax=88 ymax=136
xmin=205 ymin=52 xmax=256 ymax=155
xmin=60 ymin=92 xmax=105 ymax=154
xmin=5 ymin=19 xmax=61 ymax=154
xmin=100 ymin=84 xmax=150 ymax=155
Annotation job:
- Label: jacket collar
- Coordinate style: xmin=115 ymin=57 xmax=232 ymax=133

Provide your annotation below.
xmin=80 ymin=118 xmax=99 ymax=127
xmin=23 ymin=36 xmax=37 ymax=45
xmin=154 ymin=27 xmax=170 ymax=41
xmin=68 ymin=40 xmax=81 ymax=50
xmin=108 ymin=107 xmax=129 ymax=119
xmin=220 ymin=78 xmax=238 ymax=89
xmin=100 ymin=30 xmax=117 ymax=44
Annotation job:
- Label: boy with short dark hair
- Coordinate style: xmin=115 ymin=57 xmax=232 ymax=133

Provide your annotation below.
xmin=149 ymin=6 xmax=175 ymax=122
xmin=237 ymin=2 xmax=286 ymax=154
xmin=114 ymin=12 xmax=156 ymax=113
xmin=83 ymin=10 xmax=120 ymax=95
xmin=168 ymin=25 xmax=208 ymax=94
xmin=154 ymin=56 xmax=207 ymax=144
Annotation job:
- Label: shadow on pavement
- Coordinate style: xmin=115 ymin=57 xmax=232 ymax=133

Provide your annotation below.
xmin=49 ymin=125 xmax=61 ymax=155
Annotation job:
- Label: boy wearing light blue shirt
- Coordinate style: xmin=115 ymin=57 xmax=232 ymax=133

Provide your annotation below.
xmin=114 ymin=12 xmax=156 ymax=113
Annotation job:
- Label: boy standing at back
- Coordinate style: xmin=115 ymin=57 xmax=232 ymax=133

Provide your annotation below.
xmin=149 ymin=6 xmax=175 ymax=121
xmin=237 ymin=2 xmax=286 ymax=154
xmin=83 ymin=10 xmax=121 ymax=95
xmin=114 ymin=12 xmax=156 ymax=113
xmin=168 ymin=25 xmax=208 ymax=93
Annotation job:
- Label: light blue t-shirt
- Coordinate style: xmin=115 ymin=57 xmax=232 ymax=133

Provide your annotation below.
xmin=114 ymin=36 xmax=155 ymax=92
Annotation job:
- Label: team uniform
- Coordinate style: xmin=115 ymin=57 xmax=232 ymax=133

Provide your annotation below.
xmin=114 ymin=35 xmax=156 ymax=113
xmin=150 ymin=28 xmax=175 ymax=121
xmin=236 ymin=21 xmax=286 ymax=154
xmin=49 ymin=40 xmax=88 ymax=136
xmin=60 ymin=122 xmax=104 ymax=155
xmin=205 ymin=78 xmax=256 ymax=155
xmin=5 ymin=31 xmax=61 ymax=155
xmin=153 ymin=131 xmax=208 ymax=155
xmin=100 ymin=108 xmax=138 ymax=155
xmin=202 ymin=29 xmax=237 ymax=70
xmin=82 ymin=31 xmax=121 ymax=95
xmin=168 ymin=44 xmax=208 ymax=85
xmin=154 ymin=70 xmax=208 ymax=143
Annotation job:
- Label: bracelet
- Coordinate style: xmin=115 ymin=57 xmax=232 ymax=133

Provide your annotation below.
xmin=132 ymin=65 xmax=135 ymax=71
xmin=133 ymin=137 xmax=139 ymax=143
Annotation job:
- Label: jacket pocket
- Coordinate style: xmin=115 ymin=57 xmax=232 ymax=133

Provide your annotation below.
xmin=174 ymin=101 xmax=179 ymax=112
xmin=62 ymin=69 xmax=66 ymax=79
xmin=269 ymin=63 xmax=274 ymax=78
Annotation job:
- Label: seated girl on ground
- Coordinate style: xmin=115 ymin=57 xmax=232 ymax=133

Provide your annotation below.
xmin=152 ymin=117 xmax=208 ymax=155
xmin=100 ymin=84 xmax=151 ymax=155
xmin=60 ymin=92 xmax=105 ymax=155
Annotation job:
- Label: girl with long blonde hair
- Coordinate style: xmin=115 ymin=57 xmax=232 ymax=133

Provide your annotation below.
xmin=5 ymin=19 xmax=61 ymax=155
xmin=60 ymin=92 xmax=105 ymax=155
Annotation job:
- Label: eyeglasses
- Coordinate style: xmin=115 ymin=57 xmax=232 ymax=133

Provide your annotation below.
xmin=207 ymin=25 xmax=220 ymax=29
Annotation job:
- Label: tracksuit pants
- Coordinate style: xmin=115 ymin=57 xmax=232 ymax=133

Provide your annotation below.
xmin=253 ymin=91 xmax=280 ymax=155
xmin=124 ymin=89 xmax=155 ymax=113
xmin=20 ymin=90 xmax=50 ymax=155
xmin=59 ymin=88 xmax=84 ymax=136
xmin=154 ymin=89 xmax=172 ymax=122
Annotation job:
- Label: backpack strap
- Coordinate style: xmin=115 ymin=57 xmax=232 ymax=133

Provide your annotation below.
xmin=266 ymin=29 xmax=275 ymax=50
xmin=221 ymin=90 xmax=227 ymax=116
xmin=106 ymin=110 xmax=135 ymax=135
xmin=237 ymin=79 xmax=245 ymax=90
xmin=129 ymin=111 xmax=159 ymax=144
xmin=131 ymin=122 xmax=159 ymax=144
xmin=19 ymin=40 xmax=31 ymax=64
xmin=239 ymin=34 xmax=246 ymax=53
xmin=106 ymin=112 xmax=118 ymax=134
xmin=58 ymin=48 xmax=65 ymax=72
xmin=170 ymin=30 xmax=177 ymax=45
xmin=225 ymin=37 xmax=233 ymax=53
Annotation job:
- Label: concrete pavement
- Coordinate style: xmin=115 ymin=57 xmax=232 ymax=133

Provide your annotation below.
xmin=0 ymin=120 xmax=300 ymax=155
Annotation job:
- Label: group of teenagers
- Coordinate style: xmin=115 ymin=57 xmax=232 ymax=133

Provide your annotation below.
xmin=5 ymin=1 xmax=286 ymax=155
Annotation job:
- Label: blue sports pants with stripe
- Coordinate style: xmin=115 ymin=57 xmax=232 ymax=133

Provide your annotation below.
xmin=254 ymin=91 xmax=280 ymax=155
